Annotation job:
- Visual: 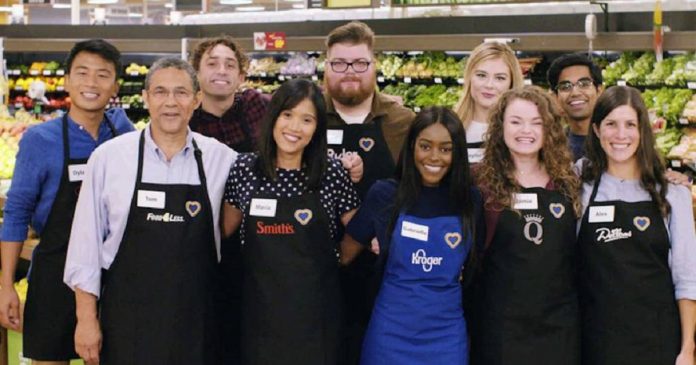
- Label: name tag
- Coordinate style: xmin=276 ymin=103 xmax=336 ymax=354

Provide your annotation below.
xmin=327 ymin=129 xmax=344 ymax=145
xmin=513 ymin=193 xmax=538 ymax=210
xmin=588 ymin=206 xmax=615 ymax=223
xmin=249 ymin=198 xmax=277 ymax=217
xmin=467 ymin=148 xmax=484 ymax=163
xmin=401 ymin=221 xmax=429 ymax=242
xmin=137 ymin=190 xmax=166 ymax=209
xmin=68 ymin=164 xmax=87 ymax=182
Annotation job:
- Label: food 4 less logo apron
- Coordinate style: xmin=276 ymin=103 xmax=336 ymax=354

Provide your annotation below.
xmin=23 ymin=114 xmax=116 ymax=361
xmin=241 ymin=191 xmax=341 ymax=365
xmin=361 ymin=214 xmax=471 ymax=365
xmin=326 ymin=119 xmax=395 ymax=198
xmin=100 ymin=131 xmax=219 ymax=364
xmin=578 ymin=177 xmax=680 ymax=365
xmin=471 ymin=188 xmax=579 ymax=365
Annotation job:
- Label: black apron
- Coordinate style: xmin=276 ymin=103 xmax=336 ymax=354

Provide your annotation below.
xmin=100 ymin=131 xmax=220 ymax=364
xmin=578 ymin=176 xmax=680 ymax=365
xmin=23 ymin=114 xmax=116 ymax=361
xmin=241 ymin=190 xmax=341 ymax=365
xmin=471 ymin=187 xmax=580 ymax=365
xmin=327 ymin=119 xmax=395 ymax=365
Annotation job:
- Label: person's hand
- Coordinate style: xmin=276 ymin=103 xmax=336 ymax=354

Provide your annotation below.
xmin=341 ymin=152 xmax=364 ymax=183
xmin=665 ymin=169 xmax=692 ymax=187
xmin=75 ymin=316 xmax=102 ymax=365
xmin=675 ymin=350 xmax=695 ymax=365
xmin=0 ymin=285 xmax=21 ymax=331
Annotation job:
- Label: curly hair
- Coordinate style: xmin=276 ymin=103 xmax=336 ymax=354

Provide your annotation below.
xmin=190 ymin=35 xmax=249 ymax=74
xmin=477 ymin=86 xmax=581 ymax=217
xmin=453 ymin=42 xmax=524 ymax=129
xmin=581 ymin=86 xmax=670 ymax=216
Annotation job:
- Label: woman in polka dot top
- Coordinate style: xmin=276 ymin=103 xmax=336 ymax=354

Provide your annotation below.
xmin=221 ymin=79 xmax=360 ymax=365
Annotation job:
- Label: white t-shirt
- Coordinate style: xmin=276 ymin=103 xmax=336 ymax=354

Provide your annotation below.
xmin=466 ymin=120 xmax=488 ymax=144
xmin=337 ymin=110 xmax=369 ymax=125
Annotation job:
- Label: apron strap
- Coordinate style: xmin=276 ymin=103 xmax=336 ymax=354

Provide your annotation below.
xmin=588 ymin=174 xmax=602 ymax=205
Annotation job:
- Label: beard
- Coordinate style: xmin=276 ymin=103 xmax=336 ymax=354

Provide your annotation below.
xmin=325 ymin=74 xmax=376 ymax=106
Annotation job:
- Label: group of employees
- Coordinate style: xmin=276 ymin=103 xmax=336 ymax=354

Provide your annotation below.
xmin=0 ymin=20 xmax=694 ymax=365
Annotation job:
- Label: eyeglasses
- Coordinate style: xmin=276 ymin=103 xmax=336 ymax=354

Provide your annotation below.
xmin=148 ymin=87 xmax=195 ymax=101
xmin=555 ymin=78 xmax=595 ymax=93
xmin=327 ymin=60 xmax=372 ymax=73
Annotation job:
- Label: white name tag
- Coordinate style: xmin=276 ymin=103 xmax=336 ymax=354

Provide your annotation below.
xmin=401 ymin=221 xmax=429 ymax=242
xmin=467 ymin=148 xmax=484 ymax=163
xmin=137 ymin=190 xmax=166 ymax=209
xmin=513 ymin=193 xmax=538 ymax=210
xmin=68 ymin=164 xmax=87 ymax=182
xmin=588 ymin=206 xmax=615 ymax=223
xmin=327 ymin=129 xmax=344 ymax=145
xmin=249 ymin=198 xmax=277 ymax=217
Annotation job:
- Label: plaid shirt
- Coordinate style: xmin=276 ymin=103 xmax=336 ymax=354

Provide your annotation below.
xmin=190 ymin=89 xmax=268 ymax=153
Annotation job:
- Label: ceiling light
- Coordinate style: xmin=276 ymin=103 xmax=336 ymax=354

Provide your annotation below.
xmin=292 ymin=3 xmax=305 ymax=8
xmin=128 ymin=12 xmax=143 ymax=17
xmin=0 ymin=6 xmax=12 ymax=12
xmin=52 ymin=3 xmax=71 ymax=8
xmin=235 ymin=5 xmax=264 ymax=10
xmin=284 ymin=0 xmax=305 ymax=3
xmin=87 ymin=0 xmax=118 ymax=4
xmin=220 ymin=0 xmax=253 ymax=4
xmin=164 ymin=3 xmax=173 ymax=7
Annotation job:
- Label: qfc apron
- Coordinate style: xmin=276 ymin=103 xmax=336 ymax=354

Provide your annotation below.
xmin=100 ymin=131 xmax=220 ymax=365
xmin=471 ymin=187 xmax=579 ymax=365
xmin=578 ymin=176 xmax=680 ymax=365
xmin=23 ymin=114 xmax=116 ymax=360
xmin=328 ymin=118 xmax=396 ymax=365
xmin=241 ymin=190 xmax=341 ymax=365
xmin=361 ymin=213 xmax=471 ymax=365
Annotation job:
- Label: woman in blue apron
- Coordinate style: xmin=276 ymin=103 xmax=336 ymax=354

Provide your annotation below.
xmin=577 ymin=86 xmax=696 ymax=365
xmin=341 ymin=106 xmax=482 ymax=365
xmin=452 ymin=42 xmax=523 ymax=165
xmin=470 ymin=86 xmax=581 ymax=365
xmin=222 ymin=79 xmax=360 ymax=365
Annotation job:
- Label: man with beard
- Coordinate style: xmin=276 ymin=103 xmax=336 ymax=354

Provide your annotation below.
xmin=323 ymin=21 xmax=415 ymax=365
xmin=547 ymin=53 xmax=603 ymax=161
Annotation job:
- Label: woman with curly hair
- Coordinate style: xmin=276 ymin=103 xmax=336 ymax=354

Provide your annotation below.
xmin=470 ymin=86 xmax=581 ymax=365
xmin=578 ymin=86 xmax=696 ymax=365
xmin=453 ymin=41 xmax=524 ymax=164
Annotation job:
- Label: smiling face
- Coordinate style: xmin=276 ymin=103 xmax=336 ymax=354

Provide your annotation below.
xmin=593 ymin=104 xmax=640 ymax=170
xmin=65 ymin=51 xmax=119 ymax=114
xmin=197 ymin=44 xmax=244 ymax=100
xmin=556 ymin=65 xmax=601 ymax=124
xmin=143 ymin=67 xmax=201 ymax=137
xmin=273 ymin=98 xmax=318 ymax=161
xmin=414 ymin=123 xmax=453 ymax=187
xmin=469 ymin=57 xmax=512 ymax=114
xmin=324 ymin=42 xmax=376 ymax=106
xmin=503 ymin=98 xmax=544 ymax=159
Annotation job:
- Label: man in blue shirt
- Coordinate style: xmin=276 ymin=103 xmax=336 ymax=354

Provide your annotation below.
xmin=547 ymin=53 xmax=604 ymax=162
xmin=0 ymin=39 xmax=134 ymax=365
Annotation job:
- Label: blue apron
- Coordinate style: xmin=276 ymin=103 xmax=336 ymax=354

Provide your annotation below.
xmin=361 ymin=213 xmax=471 ymax=365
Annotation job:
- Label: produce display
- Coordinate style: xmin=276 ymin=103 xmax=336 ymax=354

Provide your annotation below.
xmin=0 ymin=106 xmax=42 ymax=179
xmin=382 ymin=83 xmax=461 ymax=109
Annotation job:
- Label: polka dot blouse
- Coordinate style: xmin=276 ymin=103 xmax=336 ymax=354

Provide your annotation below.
xmin=224 ymin=152 xmax=361 ymax=243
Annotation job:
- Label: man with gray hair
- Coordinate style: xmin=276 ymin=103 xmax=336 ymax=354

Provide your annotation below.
xmin=63 ymin=57 xmax=236 ymax=364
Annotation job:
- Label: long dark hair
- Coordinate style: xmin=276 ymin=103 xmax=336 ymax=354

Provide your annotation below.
xmin=582 ymin=85 xmax=670 ymax=216
xmin=387 ymin=106 xmax=475 ymax=243
xmin=256 ymin=79 xmax=328 ymax=190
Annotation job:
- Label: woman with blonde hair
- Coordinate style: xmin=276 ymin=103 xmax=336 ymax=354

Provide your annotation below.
xmin=470 ymin=86 xmax=581 ymax=365
xmin=453 ymin=41 xmax=524 ymax=164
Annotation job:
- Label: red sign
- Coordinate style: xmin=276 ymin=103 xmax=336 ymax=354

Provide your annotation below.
xmin=254 ymin=32 xmax=286 ymax=51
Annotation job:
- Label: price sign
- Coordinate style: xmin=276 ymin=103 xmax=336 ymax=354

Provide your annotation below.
xmin=29 ymin=70 xmax=39 ymax=76
xmin=260 ymin=72 xmax=267 ymax=77
xmin=524 ymin=79 xmax=533 ymax=85
xmin=122 ymin=104 xmax=131 ymax=110
xmin=253 ymin=32 xmax=287 ymax=51
xmin=679 ymin=117 xmax=689 ymax=125
xmin=404 ymin=77 xmax=412 ymax=84
xmin=617 ymin=80 xmax=627 ymax=86
xmin=311 ymin=75 xmax=318 ymax=81
xmin=414 ymin=106 xmax=421 ymax=113
xmin=42 ymin=70 xmax=52 ymax=76
xmin=278 ymin=75 xmax=286 ymax=81
xmin=130 ymin=72 xmax=139 ymax=76
xmin=688 ymin=81 xmax=696 ymax=90
xmin=12 ymin=70 xmax=21 ymax=75
xmin=457 ymin=78 xmax=464 ymax=85
xmin=377 ymin=76 xmax=385 ymax=83
xmin=56 ymin=70 xmax=65 ymax=76
xmin=671 ymin=160 xmax=682 ymax=168
xmin=434 ymin=77 xmax=443 ymax=84
xmin=56 ymin=86 xmax=64 ymax=91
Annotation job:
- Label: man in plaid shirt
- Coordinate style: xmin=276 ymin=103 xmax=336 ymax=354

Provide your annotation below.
xmin=189 ymin=36 xmax=267 ymax=153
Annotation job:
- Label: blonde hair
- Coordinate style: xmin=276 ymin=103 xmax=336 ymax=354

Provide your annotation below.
xmin=453 ymin=42 xmax=524 ymax=129
xmin=477 ymin=86 xmax=581 ymax=217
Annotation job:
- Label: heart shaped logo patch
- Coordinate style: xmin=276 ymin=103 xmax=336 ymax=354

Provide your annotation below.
xmin=444 ymin=232 xmax=462 ymax=249
xmin=185 ymin=201 xmax=202 ymax=217
xmin=633 ymin=216 xmax=651 ymax=231
xmin=359 ymin=137 xmax=375 ymax=152
xmin=549 ymin=203 xmax=565 ymax=219
xmin=294 ymin=209 xmax=313 ymax=225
